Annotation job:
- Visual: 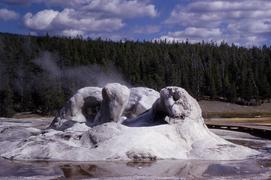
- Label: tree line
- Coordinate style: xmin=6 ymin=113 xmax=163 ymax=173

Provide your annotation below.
xmin=0 ymin=32 xmax=270 ymax=117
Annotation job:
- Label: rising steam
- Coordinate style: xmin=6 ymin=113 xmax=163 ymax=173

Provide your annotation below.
xmin=33 ymin=51 xmax=129 ymax=92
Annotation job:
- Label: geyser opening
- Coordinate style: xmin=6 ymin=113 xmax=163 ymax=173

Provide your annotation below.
xmin=82 ymin=96 xmax=101 ymax=122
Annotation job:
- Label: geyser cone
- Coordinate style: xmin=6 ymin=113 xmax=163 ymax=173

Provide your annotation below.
xmin=0 ymin=83 xmax=259 ymax=161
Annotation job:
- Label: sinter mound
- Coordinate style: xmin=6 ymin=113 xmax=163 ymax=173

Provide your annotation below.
xmin=0 ymin=83 xmax=259 ymax=161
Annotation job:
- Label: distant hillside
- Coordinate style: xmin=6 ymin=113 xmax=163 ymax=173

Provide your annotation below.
xmin=0 ymin=32 xmax=270 ymax=117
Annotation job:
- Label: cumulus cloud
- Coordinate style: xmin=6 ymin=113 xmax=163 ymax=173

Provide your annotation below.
xmin=82 ymin=0 xmax=157 ymax=18
xmin=23 ymin=8 xmax=124 ymax=34
xmin=7 ymin=0 xmax=158 ymax=18
xmin=0 ymin=8 xmax=18 ymax=21
xmin=24 ymin=10 xmax=58 ymax=30
xmin=21 ymin=0 xmax=158 ymax=38
xmin=134 ymin=25 xmax=160 ymax=34
xmin=10 ymin=0 xmax=157 ymax=18
xmin=62 ymin=29 xmax=84 ymax=37
xmin=162 ymin=0 xmax=271 ymax=46
xmin=67 ymin=0 xmax=158 ymax=18
xmin=160 ymin=27 xmax=222 ymax=43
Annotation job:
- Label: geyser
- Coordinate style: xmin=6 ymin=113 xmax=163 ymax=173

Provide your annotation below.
xmin=0 ymin=83 xmax=259 ymax=161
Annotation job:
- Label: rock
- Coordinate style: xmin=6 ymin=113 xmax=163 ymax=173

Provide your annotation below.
xmin=123 ymin=86 xmax=202 ymax=126
xmin=156 ymin=86 xmax=202 ymax=124
xmin=50 ymin=85 xmax=159 ymax=131
xmin=93 ymin=83 xmax=130 ymax=126
xmin=124 ymin=87 xmax=159 ymax=118
xmin=159 ymin=87 xmax=193 ymax=119
xmin=49 ymin=87 xmax=102 ymax=130
xmin=1 ymin=84 xmax=259 ymax=161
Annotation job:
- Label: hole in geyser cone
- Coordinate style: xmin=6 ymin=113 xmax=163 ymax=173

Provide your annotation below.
xmin=173 ymin=93 xmax=180 ymax=101
xmin=82 ymin=97 xmax=101 ymax=122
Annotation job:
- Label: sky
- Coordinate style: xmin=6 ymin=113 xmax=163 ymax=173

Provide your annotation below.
xmin=0 ymin=0 xmax=271 ymax=46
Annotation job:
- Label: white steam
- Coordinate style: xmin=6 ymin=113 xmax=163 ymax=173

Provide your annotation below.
xmin=33 ymin=51 xmax=129 ymax=91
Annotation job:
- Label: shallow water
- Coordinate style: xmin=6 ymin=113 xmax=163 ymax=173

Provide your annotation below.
xmin=1 ymin=136 xmax=271 ymax=179
xmin=1 ymin=156 xmax=271 ymax=179
xmin=0 ymin=118 xmax=271 ymax=179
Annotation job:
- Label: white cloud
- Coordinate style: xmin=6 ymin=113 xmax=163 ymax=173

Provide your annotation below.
xmin=160 ymin=27 xmax=223 ymax=43
xmin=134 ymin=25 xmax=160 ymax=34
xmin=61 ymin=29 xmax=84 ymax=37
xmin=22 ymin=0 xmax=158 ymax=38
xmin=82 ymin=0 xmax=157 ymax=18
xmin=24 ymin=10 xmax=58 ymax=30
xmin=54 ymin=9 xmax=124 ymax=32
xmin=181 ymin=27 xmax=222 ymax=38
xmin=188 ymin=0 xmax=271 ymax=12
xmin=163 ymin=0 xmax=271 ymax=45
xmin=0 ymin=8 xmax=18 ymax=21
xmin=23 ymin=8 xmax=124 ymax=34
xmin=10 ymin=0 xmax=158 ymax=18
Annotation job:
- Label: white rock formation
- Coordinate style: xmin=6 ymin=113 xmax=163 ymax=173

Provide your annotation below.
xmin=0 ymin=83 xmax=260 ymax=161
xmin=92 ymin=83 xmax=130 ymax=126
xmin=50 ymin=87 xmax=102 ymax=130
xmin=124 ymin=87 xmax=159 ymax=118
xmin=50 ymin=85 xmax=159 ymax=130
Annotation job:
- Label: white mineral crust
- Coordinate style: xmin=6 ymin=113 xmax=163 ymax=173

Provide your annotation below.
xmin=0 ymin=83 xmax=259 ymax=161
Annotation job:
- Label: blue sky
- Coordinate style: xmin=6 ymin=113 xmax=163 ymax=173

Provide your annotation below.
xmin=0 ymin=0 xmax=270 ymax=46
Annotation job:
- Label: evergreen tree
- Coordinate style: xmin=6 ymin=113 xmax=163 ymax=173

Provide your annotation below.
xmin=0 ymin=32 xmax=270 ymax=117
